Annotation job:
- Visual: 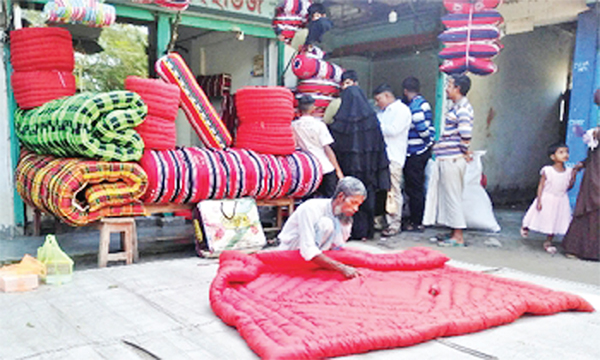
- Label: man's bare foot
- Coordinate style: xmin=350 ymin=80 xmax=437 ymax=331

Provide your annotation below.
xmin=520 ymin=227 xmax=529 ymax=238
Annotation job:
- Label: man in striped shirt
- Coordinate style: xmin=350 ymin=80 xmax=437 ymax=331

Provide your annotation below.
xmin=402 ymin=77 xmax=435 ymax=232
xmin=431 ymin=74 xmax=474 ymax=247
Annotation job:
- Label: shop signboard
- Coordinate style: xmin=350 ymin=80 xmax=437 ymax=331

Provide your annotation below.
xmin=191 ymin=0 xmax=278 ymax=19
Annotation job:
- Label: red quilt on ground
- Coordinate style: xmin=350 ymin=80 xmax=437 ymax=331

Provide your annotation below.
xmin=210 ymin=248 xmax=594 ymax=359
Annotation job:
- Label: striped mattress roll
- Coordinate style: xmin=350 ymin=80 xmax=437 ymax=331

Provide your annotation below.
xmin=156 ymin=53 xmax=232 ymax=149
xmin=285 ymin=150 xmax=323 ymax=198
xmin=226 ymin=148 xmax=260 ymax=198
xmin=214 ymin=149 xmax=244 ymax=199
xmin=258 ymin=154 xmax=285 ymax=200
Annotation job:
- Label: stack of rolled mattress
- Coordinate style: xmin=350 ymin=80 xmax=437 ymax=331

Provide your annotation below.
xmin=125 ymin=76 xmax=180 ymax=150
xmin=15 ymin=91 xmax=147 ymax=162
xmin=15 ymin=151 xmax=148 ymax=226
xmin=10 ymin=27 xmax=76 ymax=109
xmin=234 ymin=86 xmax=296 ymax=155
xmin=140 ymin=147 xmax=322 ymax=203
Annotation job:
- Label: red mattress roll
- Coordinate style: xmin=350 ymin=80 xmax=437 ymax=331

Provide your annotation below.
xmin=442 ymin=10 xmax=504 ymax=28
xmin=439 ymin=42 xmax=501 ymax=59
xmin=234 ymin=122 xmax=296 ymax=156
xmin=444 ymin=0 xmax=501 ymax=14
xmin=439 ymin=57 xmax=497 ymax=76
xmin=292 ymin=54 xmax=344 ymax=82
xmin=296 ymin=79 xmax=340 ymax=96
xmin=235 ymin=86 xmax=295 ymax=124
xmin=10 ymin=27 xmax=74 ymax=72
xmin=125 ymin=76 xmax=181 ymax=121
xmin=11 ymin=71 xmax=76 ymax=109
xmin=438 ymin=25 xmax=501 ymax=43
xmin=135 ymin=116 xmax=177 ymax=150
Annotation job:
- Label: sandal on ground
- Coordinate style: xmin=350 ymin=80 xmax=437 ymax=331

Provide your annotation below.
xmin=382 ymin=228 xmax=400 ymax=237
xmin=430 ymin=233 xmax=451 ymax=243
xmin=544 ymin=243 xmax=557 ymax=255
xmin=520 ymin=227 xmax=529 ymax=238
xmin=565 ymin=253 xmax=578 ymax=259
xmin=437 ymin=238 xmax=466 ymax=247
xmin=404 ymin=224 xmax=425 ymax=232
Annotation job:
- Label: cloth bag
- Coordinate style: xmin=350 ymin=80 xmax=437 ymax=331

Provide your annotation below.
xmin=423 ymin=151 xmax=500 ymax=232
xmin=196 ymin=198 xmax=266 ymax=256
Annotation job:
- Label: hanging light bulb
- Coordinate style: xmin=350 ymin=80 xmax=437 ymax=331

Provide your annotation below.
xmin=388 ymin=10 xmax=398 ymax=23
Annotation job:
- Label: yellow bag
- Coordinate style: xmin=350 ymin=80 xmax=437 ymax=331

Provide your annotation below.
xmin=37 ymin=235 xmax=73 ymax=285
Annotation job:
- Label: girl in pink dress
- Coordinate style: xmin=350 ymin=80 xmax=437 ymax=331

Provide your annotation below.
xmin=521 ymin=143 xmax=582 ymax=254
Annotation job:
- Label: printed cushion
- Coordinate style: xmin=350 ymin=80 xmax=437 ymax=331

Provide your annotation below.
xmin=156 ymin=52 xmax=232 ymax=149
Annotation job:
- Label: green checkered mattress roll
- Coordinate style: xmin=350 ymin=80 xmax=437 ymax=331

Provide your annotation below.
xmin=15 ymin=91 xmax=147 ymax=162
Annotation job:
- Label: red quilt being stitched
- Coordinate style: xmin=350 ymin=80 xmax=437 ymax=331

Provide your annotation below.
xmin=210 ymin=248 xmax=593 ymax=359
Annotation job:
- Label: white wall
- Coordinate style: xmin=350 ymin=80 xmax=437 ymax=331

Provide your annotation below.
xmin=0 ymin=46 xmax=16 ymax=234
xmin=174 ymin=31 xmax=276 ymax=147
xmin=468 ymin=26 xmax=574 ymax=203
xmin=347 ymin=26 xmax=574 ymax=204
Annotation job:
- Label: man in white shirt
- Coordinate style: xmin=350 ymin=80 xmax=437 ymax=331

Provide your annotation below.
xmin=292 ymin=95 xmax=344 ymax=197
xmin=373 ymin=84 xmax=412 ymax=236
xmin=278 ymin=176 xmax=366 ymax=278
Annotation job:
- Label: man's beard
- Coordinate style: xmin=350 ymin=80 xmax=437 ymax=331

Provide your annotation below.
xmin=333 ymin=205 xmax=353 ymax=225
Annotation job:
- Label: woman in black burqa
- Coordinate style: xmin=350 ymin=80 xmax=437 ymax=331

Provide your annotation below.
xmin=562 ymin=89 xmax=600 ymax=261
xmin=329 ymin=70 xmax=390 ymax=240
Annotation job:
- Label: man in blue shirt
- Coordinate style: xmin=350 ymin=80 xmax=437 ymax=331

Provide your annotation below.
xmin=402 ymin=77 xmax=435 ymax=232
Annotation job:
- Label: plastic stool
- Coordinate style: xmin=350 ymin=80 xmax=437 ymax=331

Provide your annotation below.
xmin=97 ymin=218 xmax=138 ymax=268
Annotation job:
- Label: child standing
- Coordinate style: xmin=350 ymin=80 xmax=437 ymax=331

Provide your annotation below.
xmin=521 ymin=143 xmax=582 ymax=254
xmin=292 ymin=95 xmax=344 ymax=198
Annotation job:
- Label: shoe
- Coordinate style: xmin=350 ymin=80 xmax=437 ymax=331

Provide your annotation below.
xmin=437 ymin=238 xmax=466 ymax=247
xmin=405 ymin=224 xmax=425 ymax=232
xmin=382 ymin=228 xmax=400 ymax=237
xmin=544 ymin=244 xmax=557 ymax=255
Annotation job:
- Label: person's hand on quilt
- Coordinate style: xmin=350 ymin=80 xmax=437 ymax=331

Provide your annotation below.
xmin=341 ymin=264 xmax=361 ymax=279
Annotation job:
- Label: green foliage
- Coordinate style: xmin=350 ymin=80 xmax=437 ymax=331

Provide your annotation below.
xmin=76 ymin=24 xmax=148 ymax=92
xmin=21 ymin=10 xmax=148 ymax=93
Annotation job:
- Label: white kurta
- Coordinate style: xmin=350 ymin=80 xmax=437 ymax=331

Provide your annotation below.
xmin=278 ymin=199 xmax=352 ymax=260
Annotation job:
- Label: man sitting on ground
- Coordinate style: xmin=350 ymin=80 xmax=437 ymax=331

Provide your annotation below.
xmin=277 ymin=176 xmax=366 ymax=278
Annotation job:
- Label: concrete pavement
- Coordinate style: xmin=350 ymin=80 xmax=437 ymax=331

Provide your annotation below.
xmin=1 ymin=242 xmax=599 ymax=360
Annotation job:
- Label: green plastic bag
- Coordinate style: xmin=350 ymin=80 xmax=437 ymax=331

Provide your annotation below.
xmin=37 ymin=235 xmax=73 ymax=285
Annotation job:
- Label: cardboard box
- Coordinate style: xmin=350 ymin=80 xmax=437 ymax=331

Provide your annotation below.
xmin=0 ymin=273 xmax=39 ymax=292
